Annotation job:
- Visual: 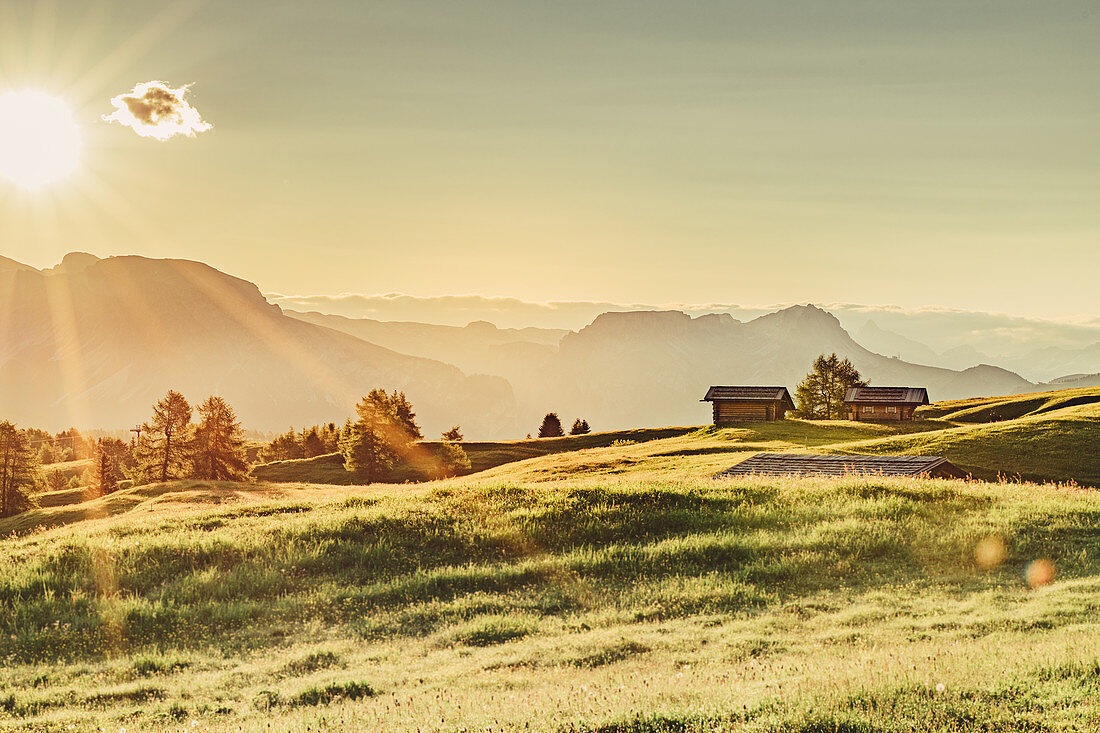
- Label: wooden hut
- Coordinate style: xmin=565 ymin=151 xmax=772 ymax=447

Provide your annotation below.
xmin=714 ymin=453 xmax=966 ymax=479
xmin=844 ymin=387 xmax=929 ymax=421
xmin=702 ymin=386 xmax=795 ymax=424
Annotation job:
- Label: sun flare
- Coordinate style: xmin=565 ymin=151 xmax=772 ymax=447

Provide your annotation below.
xmin=0 ymin=91 xmax=81 ymax=189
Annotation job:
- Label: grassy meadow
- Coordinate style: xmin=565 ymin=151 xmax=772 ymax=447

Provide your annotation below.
xmin=1 ymin=387 xmax=1098 ymax=731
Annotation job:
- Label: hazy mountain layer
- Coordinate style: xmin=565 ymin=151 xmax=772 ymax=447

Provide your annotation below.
xmin=0 ymin=254 xmax=517 ymax=437
xmin=5 ymin=253 xmax=1087 ymax=438
xmin=302 ymin=305 xmax=1044 ymax=432
xmin=286 ymin=311 xmax=566 ymax=377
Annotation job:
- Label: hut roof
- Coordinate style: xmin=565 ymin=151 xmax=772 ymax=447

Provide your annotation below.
xmin=844 ymin=387 xmax=929 ymax=405
xmin=714 ymin=453 xmax=965 ymax=479
xmin=702 ymin=386 xmax=795 ymax=410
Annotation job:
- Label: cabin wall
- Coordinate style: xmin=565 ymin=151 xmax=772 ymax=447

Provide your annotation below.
xmin=848 ymin=403 xmax=915 ymax=421
xmin=713 ymin=400 xmax=779 ymax=424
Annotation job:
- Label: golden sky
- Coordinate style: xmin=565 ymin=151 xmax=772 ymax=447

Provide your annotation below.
xmin=1 ymin=0 xmax=1098 ymax=319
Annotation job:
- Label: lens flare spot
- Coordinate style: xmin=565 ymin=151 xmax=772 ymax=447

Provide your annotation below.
xmin=974 ymin=535 xmax=1007 ymax=570
xmin=1024 ymin=558 xmax=1056 ymax=589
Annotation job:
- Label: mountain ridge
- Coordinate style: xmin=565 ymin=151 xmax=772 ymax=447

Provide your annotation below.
xmin=3 ymin=252 xmax=1090 ymax=437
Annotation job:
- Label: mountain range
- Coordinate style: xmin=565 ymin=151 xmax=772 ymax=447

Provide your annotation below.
xmin=2 ymin=253 xmax=1096 ymax=438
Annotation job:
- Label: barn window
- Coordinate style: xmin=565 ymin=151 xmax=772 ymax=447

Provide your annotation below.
xmin=886 ymin=406 xmax=896 ymax=413
xmin=863 ymin=406 xmax=873 ymax=413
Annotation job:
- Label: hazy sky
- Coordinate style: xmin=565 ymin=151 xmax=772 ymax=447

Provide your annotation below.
xmin=1 ymin=0 xmax=1098 ymax=319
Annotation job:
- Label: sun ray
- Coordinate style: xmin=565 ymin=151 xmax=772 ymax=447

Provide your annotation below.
xmin=63 ymin=0 xmax=207 ymax=109
xmin=26 ymin=0 xmax=59 ymax=86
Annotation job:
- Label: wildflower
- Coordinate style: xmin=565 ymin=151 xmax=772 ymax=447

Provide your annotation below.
xmin=935 ymin=683 xmax=945 ymax=692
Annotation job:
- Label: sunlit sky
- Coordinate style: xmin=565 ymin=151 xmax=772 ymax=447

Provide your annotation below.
xmin=1 ymin=0 xmax=1098 ymax=320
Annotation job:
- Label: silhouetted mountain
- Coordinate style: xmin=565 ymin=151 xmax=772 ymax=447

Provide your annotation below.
xmin=1 ymin=253 xmax=1063 ymax=438
xmin=288 ymin=303 xmax=1043 ymax=432
xmin=0 ymin=255 xmax=517 ymax=437
xmin=500 ymin=306 xmax=1035 ymax=430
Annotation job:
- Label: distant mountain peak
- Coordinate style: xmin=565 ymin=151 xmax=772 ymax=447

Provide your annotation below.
xmin=750 ymin=303 xmax=843 ymax=331
xmin=47 ymin=251 xmax=101 ymax=274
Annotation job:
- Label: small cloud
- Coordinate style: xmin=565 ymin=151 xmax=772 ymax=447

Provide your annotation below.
xmin=103 ymin=81 xmax=212 ymax=140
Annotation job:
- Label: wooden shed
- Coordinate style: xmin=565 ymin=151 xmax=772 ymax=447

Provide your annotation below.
xmin=714 ymin=453 xmax=966 ymax=479
xmin=844 ymin=387 xmax=929 ymax=422
xmin=702 ymin=386 xmax=795 ymax=424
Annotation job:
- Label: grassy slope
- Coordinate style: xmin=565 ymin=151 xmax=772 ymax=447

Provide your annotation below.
xmin=250 ymin=387 xmax=1100 ymax=489
xmin=1 ymin=462 xmax=1099 ymax=730
xmin=251 ymin=427 xmax=703 ymax=485
xmin=833 ymin=387 xmax=1100 ymax=485
xmin=1 ymin=387 xmax=1097 ymax=731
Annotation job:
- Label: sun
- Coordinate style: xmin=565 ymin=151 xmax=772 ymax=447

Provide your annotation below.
xmin=0 ymin=90 xmax=81 ymax=190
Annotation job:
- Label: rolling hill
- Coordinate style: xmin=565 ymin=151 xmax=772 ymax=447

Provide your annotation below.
xmin=2 ymin=420 xmax=1099 ymax=731
xmin=244 ymin=386 xmax=1100 ymax=489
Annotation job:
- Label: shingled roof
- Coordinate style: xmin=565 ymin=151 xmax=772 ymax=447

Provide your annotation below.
xmin=844 ymin=387 xmax=929 ymax=405
xmin=702 ymin=386 xmax=795 ymax=409
xmin=714 ymin=453 xmax=965 ymax=479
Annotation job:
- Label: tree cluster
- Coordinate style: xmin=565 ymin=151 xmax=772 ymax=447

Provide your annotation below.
xmin=131 ymin=391 xmax=250 ymax=485
xmin=537 ymin=413 xmax=591 ymax=438
xmin=260 ymin=422 xmax=343 ymax=463
xmin=795 ymin=353 xmax=867 ymax=419
xmin=0 ymin=421 xmax=39 ymax=518
xmin=340 ymin=389 xmax=424 ymax=482
xmin=337 ymin=391 xmax=472 ymax=481
xmin=26 ymin=428 xmax=96 ymax=465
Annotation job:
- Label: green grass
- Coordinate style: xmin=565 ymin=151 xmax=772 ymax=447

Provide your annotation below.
xmin=249 ymin=388 xmax=1100 ymax=490
xmin=251 ymin=427 xmax=703 ymax=484
xmin=2 ymin=387 xmax=1098 ymax=730
xmin=0 ymin=468 xmax=1098 ymax=731
xmin=836 ymin=396 xmax=1100 ymax=486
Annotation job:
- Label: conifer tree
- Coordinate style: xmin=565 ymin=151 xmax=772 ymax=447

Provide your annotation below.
xmin=135 ymin=390 xmax=194 ymax=483
xmin=45 ymin=469 xmax=68 ymax=492
xmin=301 ymin=427 xmax=326 ymax=458
xmin=438 ymin=441 xmax=471 ymax=478
xmin=570 ymin=418 xmax=591 ymax=435
xmin=442 ymin=426 xmax=464 ymax=442
xmin=92 ymin=438 xmax=133 ymax=495
xmin=341 ymin=389 xmax=422 ymax=482
xmin=0 ymin=421 xmax=38 ymax=518
xmin=538 ymin=413 xmax=564 ymax=438
xmin=193 ymin=396 xmax=249 ymax=481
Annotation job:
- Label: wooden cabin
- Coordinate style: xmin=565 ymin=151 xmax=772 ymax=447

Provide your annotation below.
xmin=702 ymin=386 xmax=795 ymax=424
xmin=844 ymin=386 xmax=929 ymax=421
xmin=715 ymin=453 xmax=966 ymax=479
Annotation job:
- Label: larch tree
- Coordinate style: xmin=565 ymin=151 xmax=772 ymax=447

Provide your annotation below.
xmin=92 ymin=438 xmax=134 ymax=495
xmin=45 ymin=469 xmax=68 ymax=492
xmin=135 ymin=390 xmax=194 ymax=483
xmin=193 ymin=396 xmax=249 ymax=481
xmin=301 ymin=427 xmax=326 ymax=458
xmin=0 ymin=421 xmax=38 ymax=518
xmin=795 ymin=353 xmax=867 ymax=419
xmin=538 ymin=413 xmax=564 ymax=438
xmin=437 ymin=441 xmax=471 ymax=478
xmin=340 ymin=389 xmax=422 ymax=482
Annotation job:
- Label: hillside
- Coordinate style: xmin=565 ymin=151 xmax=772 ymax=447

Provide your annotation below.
xmin=1 ymin=467 xmax=1098 ymax=731
xmin=0 ymin=254 xmax=516 ymax=437
xmin=830 ymin=387 xmax=1100 ymax=485
xmin=249 ymin=387 xmax=1100 ymax=488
